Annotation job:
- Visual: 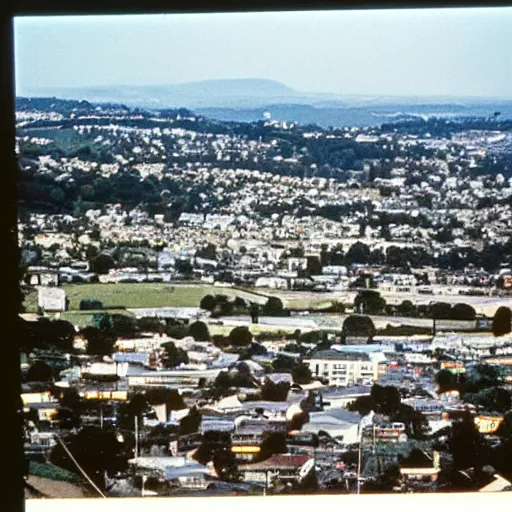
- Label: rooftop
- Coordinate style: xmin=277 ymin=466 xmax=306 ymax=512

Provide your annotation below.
xmin=306 ymin=350 xmax=371 ymax=361
xmin=238 ymin=454 xmax=312 ymax=471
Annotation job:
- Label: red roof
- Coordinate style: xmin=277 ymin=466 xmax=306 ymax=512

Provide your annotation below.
xmin=239 ymin=454 xmax=312 ymax=471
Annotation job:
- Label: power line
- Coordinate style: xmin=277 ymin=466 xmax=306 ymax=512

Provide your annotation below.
xmin=53 ymin=434 xmax=107 ymax=498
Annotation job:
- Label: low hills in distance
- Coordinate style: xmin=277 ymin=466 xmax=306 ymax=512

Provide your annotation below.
xmin=18 ymin=77 xmax=512 ymax=128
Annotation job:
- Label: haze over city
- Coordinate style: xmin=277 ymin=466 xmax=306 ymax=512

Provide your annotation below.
xmin=14 ymin=7 xmax=512 ymax=100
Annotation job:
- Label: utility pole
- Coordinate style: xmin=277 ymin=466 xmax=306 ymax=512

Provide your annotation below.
xmin=135 ymin=416 xmax=139 ymax=459
xmin=357 ymin=428 xmax=362 ymax=494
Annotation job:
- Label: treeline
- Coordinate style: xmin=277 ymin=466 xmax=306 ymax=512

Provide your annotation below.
xmin=382 ymin=116 xmax=512 ymax=138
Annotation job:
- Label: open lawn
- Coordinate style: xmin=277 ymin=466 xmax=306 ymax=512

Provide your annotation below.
xmin=56 ymin=309 xmax=135 ymax=329
xmin=23 ymin=283 xmax=268 ymax=313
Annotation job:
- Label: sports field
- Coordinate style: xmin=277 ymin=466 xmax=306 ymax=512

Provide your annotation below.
xmin=23 ymin=283 xmax=268 ymax=313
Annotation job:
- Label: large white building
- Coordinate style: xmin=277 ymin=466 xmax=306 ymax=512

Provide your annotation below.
xmin=303 ymin=350 xmax=379 ymax=387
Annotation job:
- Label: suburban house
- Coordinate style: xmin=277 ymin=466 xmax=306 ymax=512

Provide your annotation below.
xmin=301 ymin=408 xmax=362 ymax=444
xmin=238 ymin=454 xmax=315 ymax=488
xmin=127 ymin=456 xmax=212 ymax=491
xmin=320 ymin=385 xmax=372 ymax=409
xmin=127 ymin=368 xmax=222 ymax=390
xmin=230 ymin=423 xmax=266 ymax=462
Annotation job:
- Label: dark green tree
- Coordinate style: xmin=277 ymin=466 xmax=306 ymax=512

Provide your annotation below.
xmin=90 ymin=253 xmax=116 ymax=275
xmin=25 ymin=360 xmax=53 ymax=383
xmin=345 ymin=242 xmax=371 ymax=265
xmin=253 ymin=432 xmax=287 ymax=463
xmin=342 ymin=315 xmax=376 ymax=340
xmin=79 ymin=298 xmax=104 ymax=311
xmin=160 ymin=341 xmax=189 ymax=368
xmin=291 ymin=363 xmax=312 ymax=385
xmin=82 ymin=325 xmax=116 ymax=356
xmin=261 ymin=379 xmax=290 ymax=402
xmin=263 ymin=297 xmax=285 ymax=316
xmin=429 ymin=302 xmax=452 ymax=320
xmin=200 ymin=295 xmax=217 ymax=312
xmin=492 ymin=306 xmax=512 ymax=337
xmin=50 ymin=426 xmax=130 ymax=490
xmin=188 ymin=321 xmax=211 ymax=341
xmin=451 ymin=303 xmax=477 ymax=321
xmin=436 ymin=369 xmax=459 ymax=393
xmin=179 ymin=406 xmax=202 ymax=435
xmin=306 ymin=256 xmax=322 ymax=276
xmin=145 ymin=388 xmax=185 ymax=412
xmin=448 ymin=412 xmax=486 ymax=470
xmin=228 ymin=326 xmax=252 ymax=347
xmin=397 ymin=300 xmax=416 ymax=317
xmin=354 ymin=290 xmax=386 ymax=315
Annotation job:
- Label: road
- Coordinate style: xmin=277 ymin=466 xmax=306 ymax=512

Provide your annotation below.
xmin=209 ymin=314 xmax=474 ymax=332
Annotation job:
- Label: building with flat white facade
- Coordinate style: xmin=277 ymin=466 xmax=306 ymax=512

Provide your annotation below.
xmin=303 ymin=350 xmax=379 ymax=386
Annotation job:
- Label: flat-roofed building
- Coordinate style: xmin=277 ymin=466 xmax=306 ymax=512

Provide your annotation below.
xmin=127 ymin=368 xmax=222 ymax=389
xmin=303 ymin=350 xmax=379 ymax=387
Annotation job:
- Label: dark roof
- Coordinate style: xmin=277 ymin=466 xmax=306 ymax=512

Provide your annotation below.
xmin=307 ymin=350 xmax=371 ymax=361
xmin=239 ymin=454 xmax=312 ymax=471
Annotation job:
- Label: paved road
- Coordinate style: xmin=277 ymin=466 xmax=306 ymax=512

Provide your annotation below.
xmin=209 ymin=313 xmax=474 ymax=332
xmin=256 ymin=287 xmax=512 ymax=317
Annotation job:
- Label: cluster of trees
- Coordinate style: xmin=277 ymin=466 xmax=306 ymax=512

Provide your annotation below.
xmin=200 ymin=294 xmax=243 ymax=316
xmin=49 ymin=426 xmax=132 ymax=490
xmin=393 ymin=301 xmax=478 ymax=321
xmin=347 ymin=384 xmax=429 ymax=439
xmin=160 ymin=341 xmax=189 ymax=369
xmin=212 ymin=362 xmax=258 ymax=397
xmin=199 ymin=294 xmax=287 ymax=318
xmin=79 ymin=298 xmax=104 ymax=310
xmin=319 ymin=239 xmax=512 ymax=274
xmin=435 ymin=363 xmax=511 ymax=415
xmin=19 ymin=317 xmax=76 ymax=353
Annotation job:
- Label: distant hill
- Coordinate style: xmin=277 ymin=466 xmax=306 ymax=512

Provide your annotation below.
xmin=20 ymin=78 xmax=301 ymax=109
xmin=17 ymin=77 xmax=512 ymax=128
xmin=165 ymin=78 xmax=296 ymax=98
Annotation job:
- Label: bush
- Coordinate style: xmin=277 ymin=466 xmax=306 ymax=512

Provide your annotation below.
xmin=77 ymin=298 xmax=99 ymax=313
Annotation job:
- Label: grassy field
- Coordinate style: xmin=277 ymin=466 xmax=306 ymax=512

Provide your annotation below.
xmin=23 ymin=283 xmax=268 ymax=313
xmin=57 ymin=309 xmax=135 ymax=328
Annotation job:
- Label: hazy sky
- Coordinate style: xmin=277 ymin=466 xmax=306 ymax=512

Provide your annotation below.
xmin=13 ymin=7 xmax=512 ymax=99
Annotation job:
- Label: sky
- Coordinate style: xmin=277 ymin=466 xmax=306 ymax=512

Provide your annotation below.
xmin=13 ymin=7 xmax=512 ymax=99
